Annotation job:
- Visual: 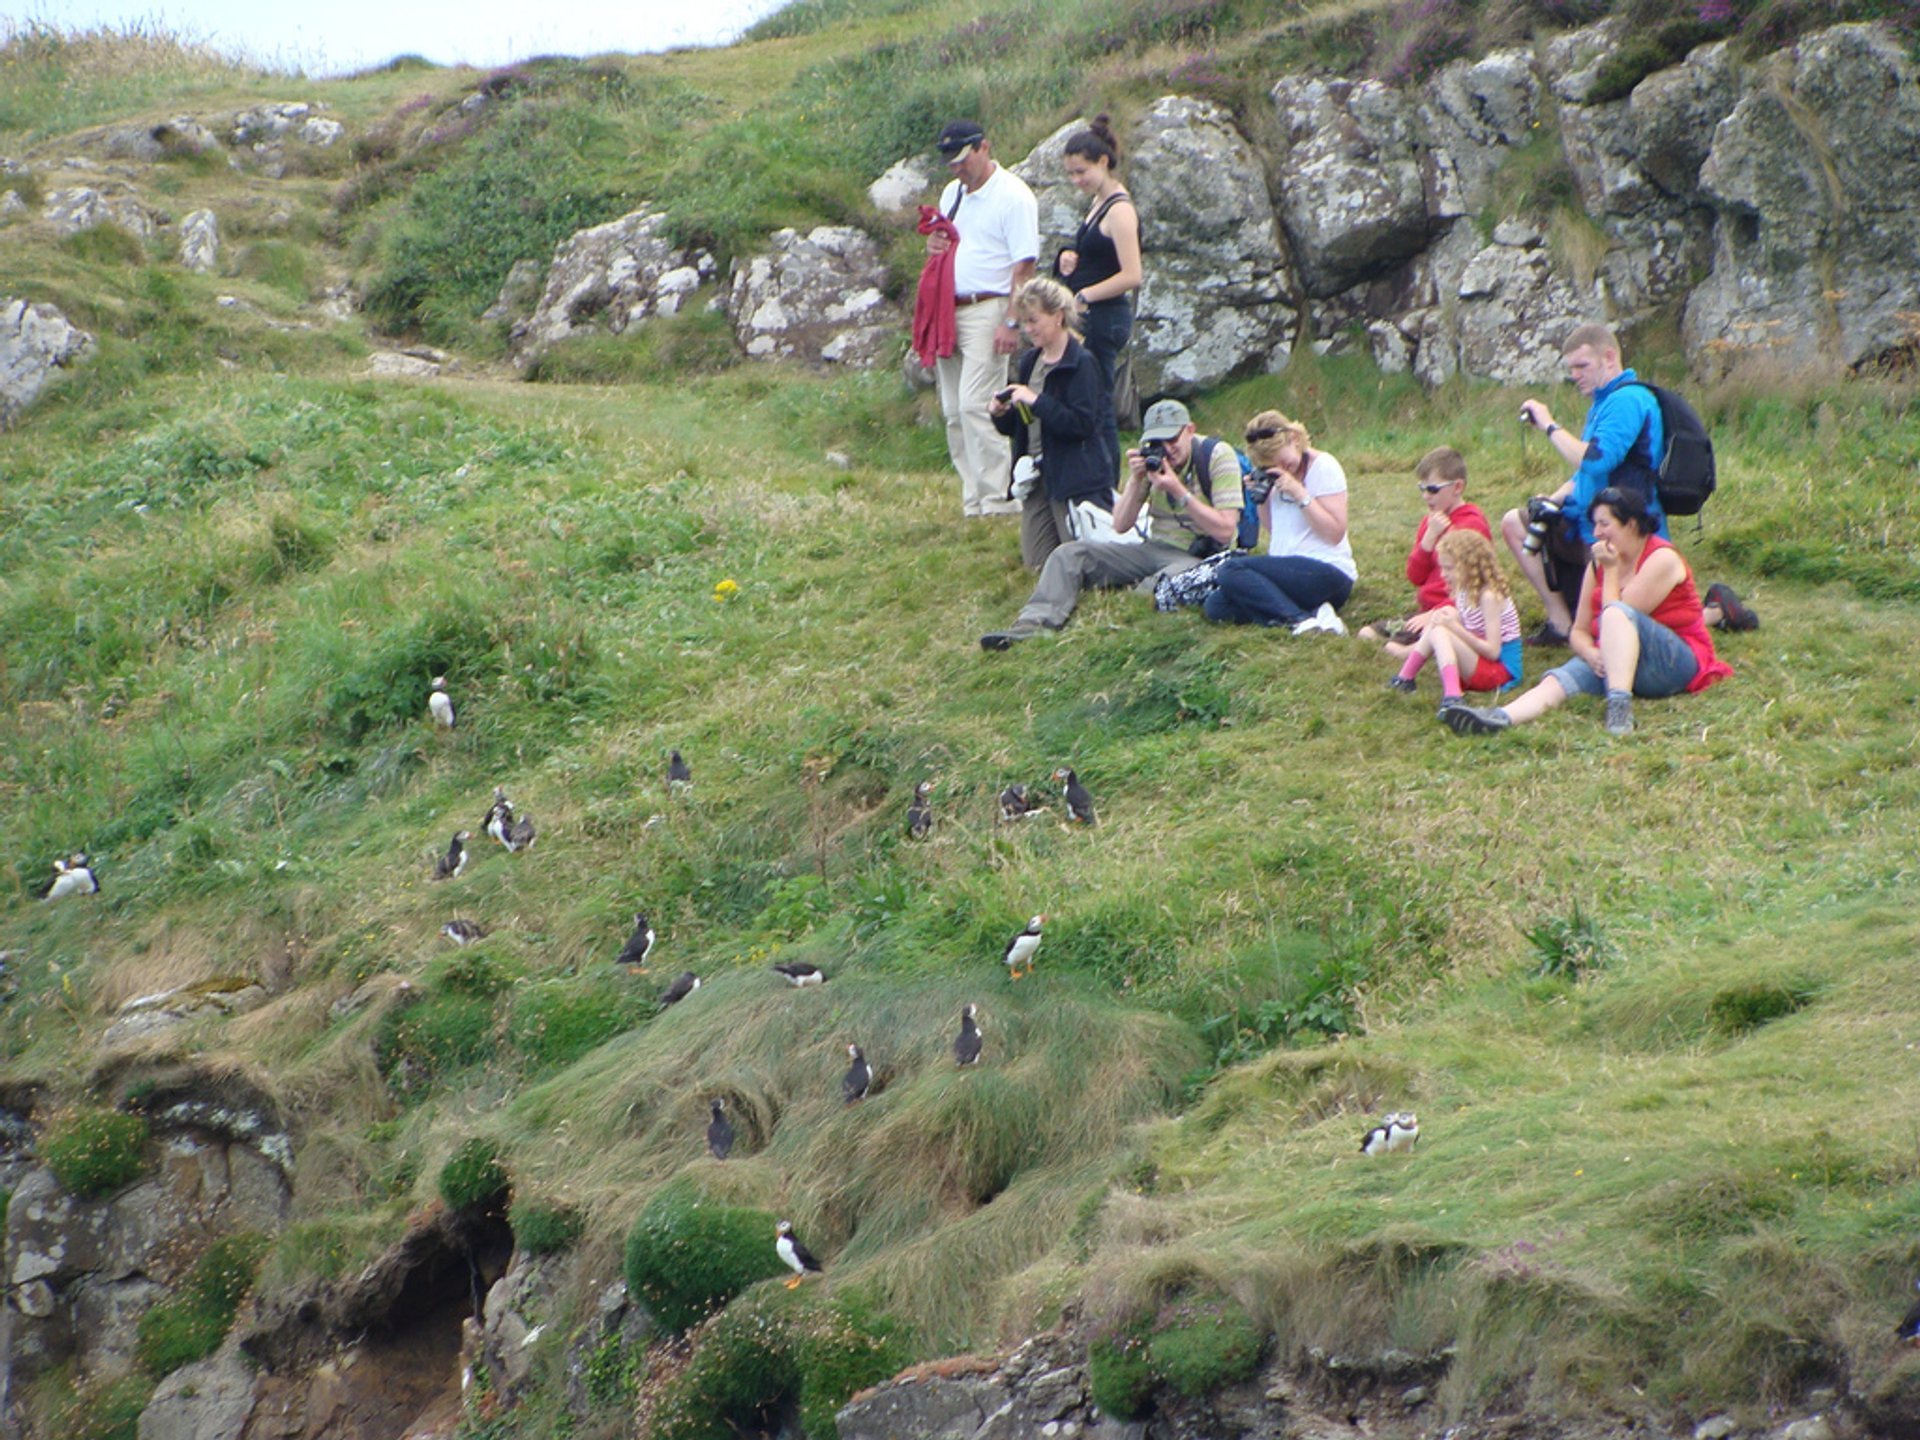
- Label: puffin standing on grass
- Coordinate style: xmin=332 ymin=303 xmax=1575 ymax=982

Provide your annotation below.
xmin=441 ymin=919 xmax=487 ymax=946
xmin=484 ymin=789 xmax=513 ymax=848
xmin=707 ymin=1098 xmax=735 ymax=1159
xmin=775 ymin=1220 xmax=822 ymax=1288
xmin=428 ymin=677 xmax=456 ymax=729
xmin=998 ymin=783 xmax=1037 ymax=822
xmin=667 ymin=749 xmax=693 ymax=796
xmin=772 ymin=961 xmax=827 ymax=987
xmin=659 ymin=970 xmax=701 ymax=1008
xmin=432 ymin=831 xmax=471 ymax=881
xmin=1053 ymin=768 xmax=1097 ymax=826
xmin=954 ymin=1003 xmax=984 ymax=1067
xmin=906 ymin=781 xmax=935 ymax=840
xmin=1003 ymin=915 xmax=1044 ymax=982
xmin=842 ymin=1043 xmax=872 ymax=1104
xmin=43 ymin=854 xmax=100 ymax=901
xmin=1360 ymin=1112 xmax=1420 ymax=1156
xmin=616 ymin=913 xmax=656 ymax=973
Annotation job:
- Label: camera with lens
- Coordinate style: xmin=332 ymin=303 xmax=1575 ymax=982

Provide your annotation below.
xmin=1245 ymin=468 xmax=1288 ymax=506
xmin=1140 ymin=438 xmax=1169 ymax=473
xmin=1520 ymin=495 xmax=1564 ymax=556
xmin=994 ymin=387 xmax=1016 ymax=405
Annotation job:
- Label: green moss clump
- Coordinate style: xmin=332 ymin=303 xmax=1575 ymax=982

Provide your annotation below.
xmin=1146 ymin=1293 xmax=1266 ymax=1397
xmin=439 ymin=1137 xmax=509 ymax=1211
xmin=373 ymin=991 xmax=499 ymax=1098
xmin=1709 ymin=982 xmax=1815 ymax=1036
xmin=510 ymin=1195 xmax=584 ymax=1256
xmin=48 ymin=1372 xmax=153 ymax=1440
xmin=43 ymin=1110 xmax=151 ymax=1199
xmin=507 ymin=977 xmax=649 ymax=1070
xmin=623 ymin=1181 xmax=787 ymax=1333
xmin=135 ymin=1233 xmax=269 ymax=1378
xmin=1087 ymin=1324 xmax=1157 ymax=1420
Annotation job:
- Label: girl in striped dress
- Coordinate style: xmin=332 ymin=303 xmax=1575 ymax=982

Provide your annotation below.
xmin=1384 ymin=529 xmax=1521 ymax=710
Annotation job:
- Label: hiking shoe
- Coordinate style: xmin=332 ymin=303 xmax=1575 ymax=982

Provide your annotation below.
xmin=980 ymin=623 xmax=1042 ymax=651
xmin=1314 ymin=602 xmax=1348 ymax=636
xmin=1705 ymin=582 xmax=1759 ymax=632
xmin=1441 ymin=704 xmax=1511 ymax=736
xmin=1436 ymin=695 xmax=1466 ymax=717
xmin=1604 ymin=693 xmax=1635 ymax=737
xmin=1523 ymin=622 xmax=1570 ymax=648
xmin=1385 ymin=676 xmax=1418 ymax=694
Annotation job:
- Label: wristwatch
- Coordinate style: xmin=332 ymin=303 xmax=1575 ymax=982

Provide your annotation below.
xmin=1003 ymin=318 xmax=1019 ymax=330
xmin=1545 ymin=422 xmax=1560 ymax=437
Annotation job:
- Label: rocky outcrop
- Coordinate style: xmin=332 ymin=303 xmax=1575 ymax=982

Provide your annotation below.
xmin=178 ymin=208 xmax=218 ymax=273
xmin=481 ymin=258 xmax=544 ymax=326
xmin=0 ymin=298 xmax=93 ymax=429
xmin=868 ymin=156 xmax=934 ymax=215
xmin=104 ymin=117 xmax=224 ymax=163
xmin=729 ymin=225 xmax=898 ymax=366
xmin=102 ymin=977 xmax=269 ymax=1048
xmin=1684 ymin=22 xmax=1920 ymax=374
xmin=43 ymin=184 xmax=151 ymax=239
xmin=510 ymin=205 xmax=717 ymax=369
xmin=137 ymin=1339 xmax=258 ymax=1440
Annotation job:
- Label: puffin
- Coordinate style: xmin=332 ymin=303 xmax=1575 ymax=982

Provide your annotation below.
xmin=428 ymin=677 xmax=456 ymax=729
xmin=1053 ymin=767 xmax=1097 ymax=826
xmin=772 ymin=961 xmax=827 ymax=987
xmin=906 ymin=780 xmax=934 ymax=840
xmin=842 ymin=1043 xmax=872 ymax=1104
xmin=953 ymin=1003 xmax=984 ymax=1067
xmin=667 ymin=750 xmax=693 ymax=795
xmin=998 ymin=783 xmax=1036 ymax=822
xmin=441 ymin=918 xmax=487 ymax=946
xmin=484 ymin=789 xmax=513 ymax=847
xmin=432 ymin=831 xmax=471 ymax=881
xmin=1360 ymin=1112 xmax=1420 ymax=1156
xmin=43 ymin=854 xmax=100 ymax=901
xmin=616 ymin=913 xmax=656 ymax=973
xmin=659 ymin=970 xmax=701 ymax=1007
xmin=1003 ymin=915 xmax=1044 ymax=982
xmin=1897 ymin=1280 xmax=1920 ymax=1344
xmin=500 ymin=805 xmax=536 ymax=853
xmin=707 ymin=1098 xmax=735 ymax=1159
xmin=775 ymin=1220 xmax=822 ymax=1288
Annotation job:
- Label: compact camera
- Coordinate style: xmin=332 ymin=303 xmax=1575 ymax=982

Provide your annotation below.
xmin=1520 ymin=495 xmax=1564 ymax=556
xmin=1140 ymin=438 xmax=1169 ymax=473
xmin=994 ymin=387 xmax=1016 ymax=405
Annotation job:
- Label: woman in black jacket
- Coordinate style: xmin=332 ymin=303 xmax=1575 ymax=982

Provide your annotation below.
xmin=990 ymin=277 xmax=1118 ymax=570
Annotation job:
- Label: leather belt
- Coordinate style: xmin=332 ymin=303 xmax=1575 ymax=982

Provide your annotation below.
xmin=954 ymin=291 xmax=1008 ymax=306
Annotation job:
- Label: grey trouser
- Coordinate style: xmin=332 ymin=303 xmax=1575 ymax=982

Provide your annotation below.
xmin=1021 ymin=492 xmax=1073 ymax=571
xmin=1016 ymin=538 xmax=1199 ymax=629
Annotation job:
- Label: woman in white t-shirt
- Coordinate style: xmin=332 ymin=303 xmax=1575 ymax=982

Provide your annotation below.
xmin=1202 ymin=410 xmax=1357 ymax=635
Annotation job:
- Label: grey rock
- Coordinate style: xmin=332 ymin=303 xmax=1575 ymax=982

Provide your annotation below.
xmin=1630 ymin=40 xmax=1742 ymax=200
xmin=1400 ymin=1384 xmax=1429 ymax=1407
xmin=1686 ymin=22 xmax=1920 ymax=374
xmin=729 ymin=225 xmax=896 ymax=366
xmin=105 ymin=117 xmax=222 ymax=162
xmin=1271 ymin=76 xmax=1431 ymax=298
xmin=481 ymin=258 xmax=545 ymax=324
xmin=231 ymin=102 xmax=314 ymax=144
xmin=836 ymin=1374 xmax=1004 ymax=1440
xmin=368 ymin=350 xmax=444 ymax=378
xmin=0 ymin=190 xmax=24 ymax=220
xmin=298 ymin=116 xmax=344 ymax=147
xmin=138 ymin=1341 xmax=259 ymax=1440
xmin=43 ymin=185 xmax=152 ymax=239
xmin=1452 ymin=239 xmax=1590 ymax=385
xmin=1011 ymin=118 xmax=1088 ymax=272
xmin=1121 ymin=95 xmax=1296 ymax=393
xmin=1694 ymin=1416 xmax=1739 ymax=1440
xmin=0 ymin=296 xmax=94 ymax=428
xmin=71 ymin=1274 xmax=166 ymax=1373
xmin=512 ymin=205 xmax=717 ymax=368
xmin=1777 ymin=1418 xmax=1833 ymax=1440
xmin=101 ymin=1009 xmax=190 ymax=1047
xmin=869 ymin=156 xmax=935 ymax=215
xmin=1559 ymin=90 xmax=1658 ymax=216
xmin=1545 ymin=19 xmax=1630 ymax=106
xmin=178 ymin=209 xmax=219 ymax=274
xmin=480 ymin=1253 xmax=560 ymax=1401
xmin=1419 ymin=49 xmax=1540 ymax=213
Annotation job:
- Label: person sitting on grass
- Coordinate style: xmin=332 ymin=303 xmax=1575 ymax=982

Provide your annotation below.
xmin=1384 ymin=528 xmax=1521 ymax=713
xmin=1359 ymin=445 xmax=1490 ymax=647
xmin=1442 ymin=485 xmax=1731 ymax=739
xmin=1200 ymin=409 xmax=1355 ymax=635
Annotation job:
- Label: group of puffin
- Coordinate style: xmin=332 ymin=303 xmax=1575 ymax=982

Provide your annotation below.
xmin=909 ymin=769 xmax=1097 ymax=837
xmin=38 ymin=854 xmax=100 ymax=902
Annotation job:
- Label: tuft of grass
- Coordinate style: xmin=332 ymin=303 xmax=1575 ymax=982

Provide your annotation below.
xmin=623 ymin=1180 xmax=788 ymax=1334
xmin=1708 ymin=981 xmax=1816 ymax=1036
xmin=509 ymin=1195 xmax=584 ymax=1256
xmin=1525 ymin=902 xmax=1617 ymax=982
xmin=134 ymin=1232 xmax=269 ymax=1378
xmin=42 ymin=1110 xmax=150 ymax=1199
xmin=439 ymin=1136 xmax=510 ymax=1211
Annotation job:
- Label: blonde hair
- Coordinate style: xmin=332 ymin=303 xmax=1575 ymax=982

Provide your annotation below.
xmin=1241 ymin=409 xmax=1311 ymax=470
xmin=1562 ymin=321 xmax=1620 ymax=356
xmin=1014 ymin=276 xmax=1082 ymax=337
xmin=1414 ymin=446 xmax=1466 ymax=485
xmin=1435 ymin=528 xmax=1510 ymax=604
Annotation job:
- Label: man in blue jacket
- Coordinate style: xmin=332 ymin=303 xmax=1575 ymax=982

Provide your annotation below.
xmin=1503 ymin=322 xmax=1667 ymax=645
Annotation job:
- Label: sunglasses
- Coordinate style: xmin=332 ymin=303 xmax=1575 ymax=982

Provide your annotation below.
xmin=1244 ymin=426 xmax=1280 ymax=442
xmin=1417 ymin=482 xmax=1452 ymax=494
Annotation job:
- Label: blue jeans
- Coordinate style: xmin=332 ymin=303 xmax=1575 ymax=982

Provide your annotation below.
xmin=1080 ymin=297 xmax=1132 ymax=475
xmin=1202 ymin=555 xmax=1354 ymax=627
xmin=1545 ymin=603 xmax=1699 ymax=698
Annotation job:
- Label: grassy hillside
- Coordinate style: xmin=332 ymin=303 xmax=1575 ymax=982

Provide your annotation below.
xmin=4 ymin=5 xmax=1920 ymax=1438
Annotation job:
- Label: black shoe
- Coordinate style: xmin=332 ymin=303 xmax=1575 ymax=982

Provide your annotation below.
xmin=1705 ymin=582 xmax=1759 ymax=632
xmin=1441 ymin=704 xmax=1511 ymax=736
xmin=980 ymin=623 xmax=1042 ymax=652
xmin=1385 ymin=676 xmax=1418 ymax=694
xmin=1523 ymin=622 xmax=1570 ymax=648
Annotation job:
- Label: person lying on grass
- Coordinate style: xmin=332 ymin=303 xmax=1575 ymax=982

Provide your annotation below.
xmin=1383 ymin=528 xmax=1521 ymax=713
xmin=1441 ymin=484 xmax=1730 ymax=739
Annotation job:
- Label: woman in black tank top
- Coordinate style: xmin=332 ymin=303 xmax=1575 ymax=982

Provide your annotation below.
xmin=1054 ymin=116 xmax=1141 ymax=477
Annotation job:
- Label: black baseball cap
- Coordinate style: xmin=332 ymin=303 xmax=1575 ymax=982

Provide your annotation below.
xmin=936 ymin=120 xmax=986 ymax=156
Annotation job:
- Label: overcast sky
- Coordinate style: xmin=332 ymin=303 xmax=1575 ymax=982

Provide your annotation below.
xmin=25 ymin=0 xmax=793 ymax=74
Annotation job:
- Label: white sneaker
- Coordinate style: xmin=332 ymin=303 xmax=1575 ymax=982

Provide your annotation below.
xmin=1314 ymin=602 xmax=1347 ymax=636
xmin=1291 ymin=615 xmax=1322 ymax=636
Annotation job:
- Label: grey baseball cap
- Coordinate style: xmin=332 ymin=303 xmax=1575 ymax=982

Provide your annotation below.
xmin=1140 ymin=399 xmax=1192 ymax=442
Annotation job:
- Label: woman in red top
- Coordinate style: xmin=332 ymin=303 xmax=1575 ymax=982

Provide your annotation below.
xmin=1442 ymin=486 xmax=1730 ymax=739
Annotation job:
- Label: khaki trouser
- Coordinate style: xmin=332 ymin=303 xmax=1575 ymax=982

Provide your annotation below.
xmin=937 ymin=301 xmax=1015 ymax=516
xmin=1015 ymin=538 xmax=1198 ymax=630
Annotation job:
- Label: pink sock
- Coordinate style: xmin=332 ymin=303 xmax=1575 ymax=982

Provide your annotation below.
xmin=1439 ymin=663 xmax=1462 ymax=698
xmin=1396 ymin=653 xmax=1425 ymax=681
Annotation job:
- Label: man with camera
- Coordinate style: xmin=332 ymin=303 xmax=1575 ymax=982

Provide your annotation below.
xmin=1505 ymin=323 xmax=1667 ymax=645
xmin=927 ymin=119 xmax=1040 ymax=520
xmin=979 ymin=399 xmax=1241 ymax=650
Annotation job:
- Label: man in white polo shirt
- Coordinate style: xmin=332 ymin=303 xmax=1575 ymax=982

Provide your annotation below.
xmin=929 ymin=119 xmax=1040 ymax=518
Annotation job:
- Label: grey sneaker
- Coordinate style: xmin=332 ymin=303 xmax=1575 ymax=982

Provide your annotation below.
xmin=1604 ymin=693 xmax=1635 ymax=736
xmin=980 ymin=622 xmax=1043 ymax=652
xmin=1385 ymin=676 xmax=1418 ymax=693
xmin=1441 ymin=704 xmax=1511 ymax=736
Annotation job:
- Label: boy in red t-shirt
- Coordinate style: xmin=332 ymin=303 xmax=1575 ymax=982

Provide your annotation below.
xmin=1358 ymin=446 xmax=1491 ymax=647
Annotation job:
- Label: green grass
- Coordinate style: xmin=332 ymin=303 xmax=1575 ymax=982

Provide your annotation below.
xmin=3 ymin=8 xmax=1920 ymax=1437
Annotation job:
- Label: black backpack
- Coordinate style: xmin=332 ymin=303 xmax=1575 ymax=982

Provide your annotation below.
xmin=1631 ymin=382 xmax=1717 ymax=518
